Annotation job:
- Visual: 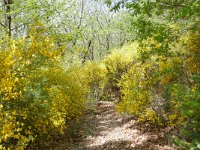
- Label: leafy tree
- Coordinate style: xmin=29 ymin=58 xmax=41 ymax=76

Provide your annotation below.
xmin=104 ymin=0 xmax=200 ymax=148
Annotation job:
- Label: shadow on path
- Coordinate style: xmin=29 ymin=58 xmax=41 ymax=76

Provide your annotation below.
xmin=32 ymin=101 xmax=177 ymax=150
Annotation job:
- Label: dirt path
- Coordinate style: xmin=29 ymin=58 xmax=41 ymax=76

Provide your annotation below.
xmin=38 ymin=101 xmax=177 ymax=150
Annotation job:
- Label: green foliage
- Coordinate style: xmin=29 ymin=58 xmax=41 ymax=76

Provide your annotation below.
xmin=117 ymin=26 xmax=200 ymax=136
xmin=177 ymin=27 xmax=200 ymax=148
xmin=106 ymin=1 xmax=200 ymax=148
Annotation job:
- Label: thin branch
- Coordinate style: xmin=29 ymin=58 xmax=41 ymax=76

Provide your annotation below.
xmin=0 ymin=22 xmax=6 ymax=28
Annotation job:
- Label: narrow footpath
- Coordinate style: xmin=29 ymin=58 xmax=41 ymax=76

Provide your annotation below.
xmin=39 ymin=101 xmax=177 ymax=150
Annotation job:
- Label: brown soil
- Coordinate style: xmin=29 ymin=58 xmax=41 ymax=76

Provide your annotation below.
xmin=31 ymin=101 xmax=177 ymax=150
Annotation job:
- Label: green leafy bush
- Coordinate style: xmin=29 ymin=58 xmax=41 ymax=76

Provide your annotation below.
xmin=176 ymin=25 xmax=200 ymax=149
xmin=116 ymin=24 xmax=200 ymax=149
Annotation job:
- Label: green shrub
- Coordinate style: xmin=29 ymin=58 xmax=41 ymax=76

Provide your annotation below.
xmin=176 ymin=26 xmax=200 ymax=149
xmin=116 ymin=26 xmax=200 ymax=148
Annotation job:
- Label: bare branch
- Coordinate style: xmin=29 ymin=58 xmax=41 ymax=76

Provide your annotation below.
xmin=0 ymin=22 xmax=6 ymax=28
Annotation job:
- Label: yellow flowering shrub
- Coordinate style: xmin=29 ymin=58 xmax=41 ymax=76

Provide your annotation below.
xmin=0 ymin=22 xmax=87 ymax=149
xmin=83 ymin=61 xmax=107 ymax=101
xmin=116 ymin=63 xmax=150 ymax=115
xmin=117 ymin=39 xmax=186 ymax=126
xmin=184 ymin=26 xmax=200 ymax=74
xmin=101 ymin=43 xmax=137 ymax=100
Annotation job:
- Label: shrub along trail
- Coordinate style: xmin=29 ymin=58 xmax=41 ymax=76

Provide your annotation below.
xmin=35 ymin=101 xmax=177 ymax=150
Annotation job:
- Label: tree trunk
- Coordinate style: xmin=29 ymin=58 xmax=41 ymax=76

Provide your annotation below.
xmin=4 ymin=0 xmax=12 ymax=37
